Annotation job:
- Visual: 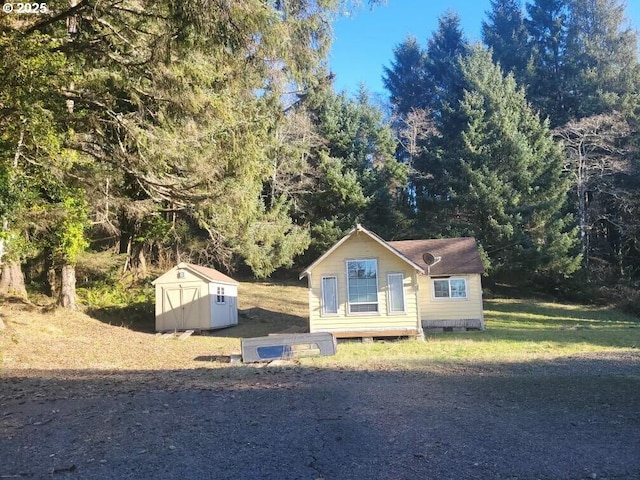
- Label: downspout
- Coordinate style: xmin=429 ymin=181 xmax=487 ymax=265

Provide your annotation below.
xmin=415 ymin=270 xmax=424 ymax=341
xmin=307 ymin=272 xmax=313 ymax=333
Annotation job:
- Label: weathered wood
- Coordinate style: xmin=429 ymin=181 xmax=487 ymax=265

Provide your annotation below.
xmin=178 ymin=330 xmax=194 ymax=340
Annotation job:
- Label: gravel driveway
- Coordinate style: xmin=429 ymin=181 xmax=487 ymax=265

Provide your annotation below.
xmin=1 ymin=352 xmax=639 ymax=480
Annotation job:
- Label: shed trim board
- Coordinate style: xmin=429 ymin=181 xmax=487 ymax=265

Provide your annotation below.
xmin=303 ymin=225 xmax=485 ymax=337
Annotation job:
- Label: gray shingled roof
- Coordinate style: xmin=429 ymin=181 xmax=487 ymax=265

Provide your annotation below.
xmin=387 ymin=238 xmax=484 ymax=276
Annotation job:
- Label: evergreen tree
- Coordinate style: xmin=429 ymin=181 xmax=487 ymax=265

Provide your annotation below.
xmin=441 ymin=47 xmax=580 ymax=277
xmin=423 ymin=10 xmax=469 ymax=117
xmin=382 ymin=12 xmax=469 ymax=235
xmin=299 ymin=85 xmax=408 ymax=254
xmin=382 ymin=36 xmax=428 ymax=116
xmin=525 ymin=0 xmax=570 ymax=125
xmin=564 ymin=0 xmax=640 ymax=119
xmin=0 ymin=20 xmax=79 ymax=299
xmin=9 ymin=0 xmax=343 ymax=278
xmin=482 ymin=0 xmax=530 ymax=83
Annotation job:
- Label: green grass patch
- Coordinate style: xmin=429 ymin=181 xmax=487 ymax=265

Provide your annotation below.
xmin=303 ymin=298 xmax=640 ymax=369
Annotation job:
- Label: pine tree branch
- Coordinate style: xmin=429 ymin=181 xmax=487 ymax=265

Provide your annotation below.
xmin=24 ymin=0 xmax=90 ymax=34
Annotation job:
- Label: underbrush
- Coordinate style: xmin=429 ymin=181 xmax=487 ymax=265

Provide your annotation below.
xmin=77 ymin=280 xmax=155 ymax=332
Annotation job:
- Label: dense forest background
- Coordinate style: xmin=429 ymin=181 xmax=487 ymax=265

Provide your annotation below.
xmin=0 ymin=0 xmax=639 ymax=312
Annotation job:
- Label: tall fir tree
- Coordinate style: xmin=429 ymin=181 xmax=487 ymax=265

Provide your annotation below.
xmin=525 ymin=0 xmax=570 ymax=126
xmin=564 ymin=0 xmax=640 ymax=119
xmin=299 ymin=85 xmax=409 ymax=254
xmin=382 ymin=36 xmax=428 ymax=116
xmin=438 ymin=46 xmax=580 ymax=277
xmin=423 ymin=10 xmax=469 ymax=118
xmin=482 ymin=0 xmax=530 ymax=84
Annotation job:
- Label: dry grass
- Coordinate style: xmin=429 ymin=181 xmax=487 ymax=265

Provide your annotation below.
xmin=1 ymin=281 xmax=639 ymax=376
xmin=0 ymin=301 xmax=233 ymax=371
xmin=0 ymin=281 xmax=308 ymax=373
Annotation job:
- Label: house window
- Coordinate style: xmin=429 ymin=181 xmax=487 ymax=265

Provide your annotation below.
xmin=433 ymin=278 xmax=467 ymax=299
xmin=347 ymin=259 xmax=379 ymax=313
xmin=387 ymin=273 xmax=405 ymax=313
xmin=321 ymin=276 xmax=338 ymax=315
xmin=216 ymin=286 xmax=225 ymax=304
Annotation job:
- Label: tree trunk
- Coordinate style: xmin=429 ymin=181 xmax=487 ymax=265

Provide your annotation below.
xmin=47 ymin=267 xmax=58 ymax=298
xmin=132 ymin=244 xmax=147 ymax=278
xmin=58 ymin=263 xmax=77 ymax=310
xmin=0 ymin=261 xmax=28 ymax=297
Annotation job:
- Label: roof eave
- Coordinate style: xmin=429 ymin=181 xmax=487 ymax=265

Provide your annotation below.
xmin=300 ymin=224 xmax=425 ymax=278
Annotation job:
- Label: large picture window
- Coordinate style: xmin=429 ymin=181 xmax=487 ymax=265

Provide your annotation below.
xmin=433 ymin=278 xmax=467 ymax=299
xmin=321 ymin=276 xmax=338 ymax=315
xmin=347 ymin=259 xmax=379 ymax=313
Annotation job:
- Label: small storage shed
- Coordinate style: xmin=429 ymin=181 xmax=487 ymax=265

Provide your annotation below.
xmin=152 ymin=262 xmax=238 ymax=332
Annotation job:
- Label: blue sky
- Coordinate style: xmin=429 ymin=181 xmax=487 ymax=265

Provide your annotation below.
xmin=329 ymin=0 xmax=640 ymax=96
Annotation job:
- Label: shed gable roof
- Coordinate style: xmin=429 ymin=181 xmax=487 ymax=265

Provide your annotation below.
xmin=152 ymin=262 xmax=238 ymax=285
xmin=388 ymin=238 xmax=484 ymax=275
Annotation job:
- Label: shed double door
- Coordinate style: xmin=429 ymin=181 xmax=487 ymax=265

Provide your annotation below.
xmin=163 ymin=285 xmax=201 ymax=330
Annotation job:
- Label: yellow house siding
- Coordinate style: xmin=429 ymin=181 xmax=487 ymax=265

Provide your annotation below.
xmin=308 ymin=233 xmax=419 ymax=333
xmin=418 ymin=274 xmax=484 ymax=325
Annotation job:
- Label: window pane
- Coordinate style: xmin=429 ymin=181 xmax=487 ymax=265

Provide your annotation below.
xmin=322 ymin=277 xmax=338 ymax=314
xmin=450 ymin=279 xmax=466 ymax=298
xmin=388 ymin=274 xmax=404 ymax=312
xmin=347 ymin=260 xmax=378 ymax=310
xmin=216 ymin=286 xmax=225 ymax=303
xmin=350 ymin=303 xmax=378 ymax=313
xmin=434 ymin=280 xmax=450 ymax=298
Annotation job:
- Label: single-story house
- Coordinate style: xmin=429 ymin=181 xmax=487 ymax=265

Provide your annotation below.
xmin=299 ymin=225 xmax=485 ymax=338
xmin=152 ymin=262 xmax=238 ymax=332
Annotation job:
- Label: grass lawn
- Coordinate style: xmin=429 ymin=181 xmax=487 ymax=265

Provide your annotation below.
xmin=308 ymin=297 xmax=640 ymax=369
xmin=1 ymin=282 xmax=638 ymax=372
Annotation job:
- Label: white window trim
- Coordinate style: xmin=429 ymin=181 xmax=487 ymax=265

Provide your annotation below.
xmin=387 ymin=273 xmax=406 ymax=314
xmin=432 ymin=277 xmax=469 ymax=301
xmin=216 ymin=286 xmax=226 ymax=304
xmin=320 ymin=275 xmax=339 ymax=316
xmin=346 ymin=258 xmax=380 ymax=315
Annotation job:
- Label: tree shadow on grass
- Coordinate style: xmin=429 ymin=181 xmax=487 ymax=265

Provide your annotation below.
xmin=203 ymin=307 xmax=308 ymax=339
xmin=472 ymin=299 xmax=640 ymax=349
xmin=85 ymin=304 xmax=307 ymax=338
xmin=85 ymin=302 xmax=156 ymax=333
xmin=484 ymin=299 xmax=639 ymax=323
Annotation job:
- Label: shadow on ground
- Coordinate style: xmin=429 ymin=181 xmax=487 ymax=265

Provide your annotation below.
xmin=206 ymin=307 xmax=307 ymax=338
xmin=1 ymin=354 xmax=639 ymax=480
xmin=86 ymin=302 xmax=156 ymax=333
xmin=85 ymin=305 xmax=307 ymax=338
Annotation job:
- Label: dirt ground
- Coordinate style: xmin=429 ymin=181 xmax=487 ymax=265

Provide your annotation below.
xmin=1 ymin=351 xmax=639 ymax=480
